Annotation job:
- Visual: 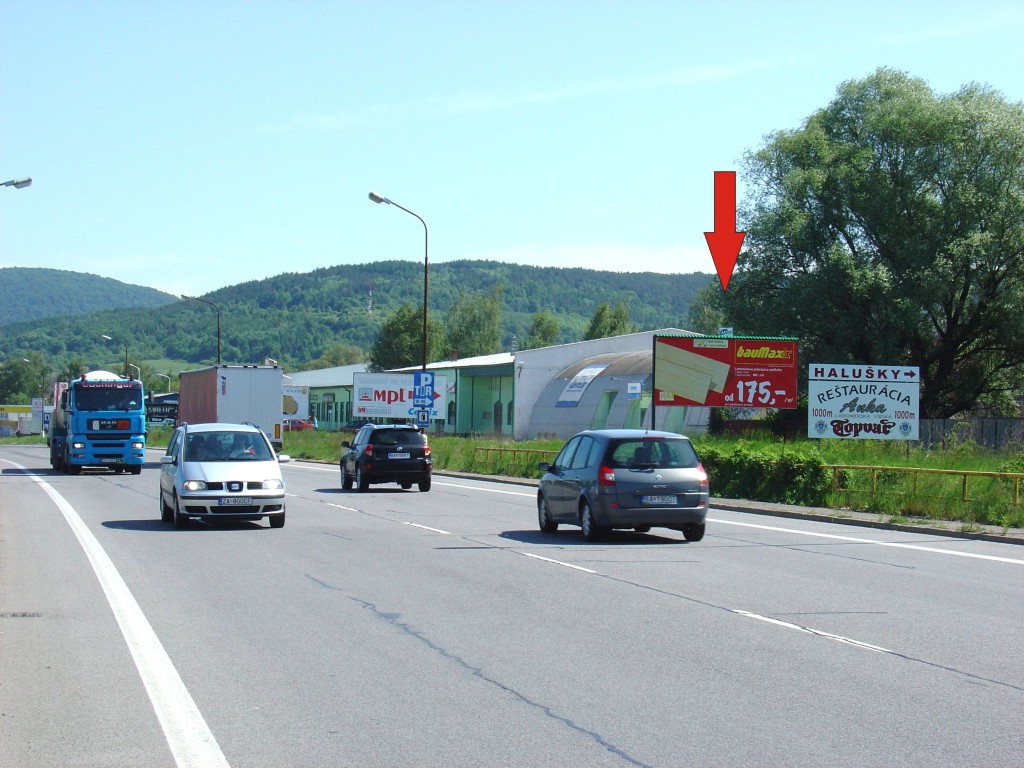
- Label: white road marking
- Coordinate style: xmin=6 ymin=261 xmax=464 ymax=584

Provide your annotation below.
xmin=708 ymin=517 xmax=1024 ymax=565
xmin=11 ymin=463 xmax=230 ymax=768
xmin=326 ymin=502 xmax=360 ymax=512
xmin=404 ymin=522 xmax=451 ymax=534
xmin=520 ymin=552 xmax=596 ymax=573
xmin=731 ymin=610 xmax=894 ymax=654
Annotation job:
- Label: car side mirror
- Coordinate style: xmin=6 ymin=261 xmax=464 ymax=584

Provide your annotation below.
xmin=277 ymin=454 xmax=292 ymax=463
xmin=341 ymin=441 xmax=351 ymax=448
xmin=160 ymin=455 xmax=176 ymax=466
xmin=538 ymin=462 xmax=552 ymax=472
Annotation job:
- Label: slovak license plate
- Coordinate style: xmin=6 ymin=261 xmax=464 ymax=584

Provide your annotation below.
xmin=218 ymin=497 xmax=253 ymax=506
xmin=641 ymin=495 xmax=677 ymax=505
xmin=388 ymin=452 xmax=411 ymax=459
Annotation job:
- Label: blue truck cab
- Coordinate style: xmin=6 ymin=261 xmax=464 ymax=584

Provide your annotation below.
xmin=48 ymin=370 xmax=147 ymax=474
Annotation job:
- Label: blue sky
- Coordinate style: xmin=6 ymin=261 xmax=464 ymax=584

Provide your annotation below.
xmin=3 ymin=1 xmax=1024 ymax=299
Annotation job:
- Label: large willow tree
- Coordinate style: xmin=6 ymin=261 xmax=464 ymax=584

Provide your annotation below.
xmin=721 ymin=68 xmax=1024 ymax=417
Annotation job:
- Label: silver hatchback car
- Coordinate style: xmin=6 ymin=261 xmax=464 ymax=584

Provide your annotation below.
xmin=159 ymin=422 xmax=289 ymax=529
xmin=537 ymin=429 xmax=709 ymax=542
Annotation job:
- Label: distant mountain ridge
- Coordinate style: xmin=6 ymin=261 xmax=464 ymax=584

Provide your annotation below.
xmin=0 ymin=267 xmax=177 ymax=325
xmin=0 ymin=260 xmax=715 ymax=368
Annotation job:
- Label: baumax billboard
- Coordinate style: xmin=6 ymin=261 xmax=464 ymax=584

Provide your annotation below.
xmin=653 ymin=335 xmax=799 ymax=408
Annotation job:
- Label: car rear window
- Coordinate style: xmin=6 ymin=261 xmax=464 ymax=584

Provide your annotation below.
xmin=371 ymin=429 xmax=423 ymax=446
xmin=607 ymin=438 xmax=699 ymax=469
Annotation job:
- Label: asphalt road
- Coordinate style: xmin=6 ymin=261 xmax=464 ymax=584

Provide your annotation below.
xmin=2 ymin=444 xmax=1023 ymax=767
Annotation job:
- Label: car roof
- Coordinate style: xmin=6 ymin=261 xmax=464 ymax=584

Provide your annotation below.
xmin=574 ymin=429 xmax=692 ymax=440
xmin=180 ymin=422 xmax=263 ymax=434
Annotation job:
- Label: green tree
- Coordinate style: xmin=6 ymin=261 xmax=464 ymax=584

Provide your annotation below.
xmin=368 ymin=304 xmax=444 ymax=371
xmin=523 ymin=309 xmax=561 ymax=349
xmin=584 ymin=300 xmax=634 ymax=340
xmin=300 ymin=342 xmax=365 ymax=371
xmin=726 ymin=68 xmax=1024 ymax=417
xmin=444 ymin=285 xmax=503 ymax=359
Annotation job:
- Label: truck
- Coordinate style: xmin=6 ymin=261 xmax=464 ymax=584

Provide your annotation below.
xmin=177 ymin=365 xmax=284 ymax=449
xmin=48 ymin=370 xmax=147 ymax=474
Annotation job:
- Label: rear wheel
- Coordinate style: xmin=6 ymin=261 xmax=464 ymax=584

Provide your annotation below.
xmin=538 ymin=495 xmax=558 ymax=533
xmin=682 ymin=523 xmax=706 ymax=542
xmin=356 ymin=466 xmax=369 ymax=492
xmin=418 ymin=476 xmax=431 ymax=492
xmin=580 ymin=500 xmax=603 ymax=542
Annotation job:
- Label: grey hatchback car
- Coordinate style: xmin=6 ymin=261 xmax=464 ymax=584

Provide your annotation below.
xmin=537 ymin=429 xmax=709 ymax=542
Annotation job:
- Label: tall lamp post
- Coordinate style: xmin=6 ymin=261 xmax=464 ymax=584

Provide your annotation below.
xmin=2 ymin=177 xmax=32 ymax=190
xmin=101 ymin=334 xmax=129 ymax=376
xmin=181 ymin=295 xmax=222 ymax=365
xmin=368 ymin=192 xmax=429 ymax=371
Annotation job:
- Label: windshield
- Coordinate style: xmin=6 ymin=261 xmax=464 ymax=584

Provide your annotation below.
xmin=185 ymin=431 xmax=274 ymax=462
xmin=73 ymin=383 xmax=143 ymax=411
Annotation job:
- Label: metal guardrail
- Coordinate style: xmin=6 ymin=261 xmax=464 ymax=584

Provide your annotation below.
xmin=474 ymin=447 xmax=558 ymax=467
xmin=471 ymin=449 xmax=1024 ymax=508
xmin=825 ymin=464 xmax=1024 ymax=506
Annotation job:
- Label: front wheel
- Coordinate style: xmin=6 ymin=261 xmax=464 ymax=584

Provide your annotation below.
xmin=538 ymin=495 xmax=558 ymax=533
xmin=341 ymin=465 xmax=353 ymax=490
xmin=173 ymin=494 xmax=189 ymax=529
xmin=269 ymin=511 xmax=286 ymax=529
xmin=159 ymin=490 xmax=173 ymax=523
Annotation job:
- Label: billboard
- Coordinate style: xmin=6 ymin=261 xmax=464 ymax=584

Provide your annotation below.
xmin=352 ymin=372 xmax=447 ymax=421
xmin=654 ymin=335 xmax=799 ymax=408
xmin=808 ymin=364 xmax=920 ymax=440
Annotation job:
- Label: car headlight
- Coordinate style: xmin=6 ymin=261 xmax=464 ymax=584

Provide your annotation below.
xmin=131 ymin=441 xmax=144 ymax=449
xmin=182 ymin=480 xmax=207 ymax=492
xmin=72 ymin=441 xmax=86 ymax=449
xmin=263 ymin=479 xmax=284 ymax=490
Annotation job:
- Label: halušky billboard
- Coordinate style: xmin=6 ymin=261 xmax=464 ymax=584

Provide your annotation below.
xmin=808 ymin=364 xmax=920 ymax=440
xmin=653 ymin=335 xmax=799 ymax=408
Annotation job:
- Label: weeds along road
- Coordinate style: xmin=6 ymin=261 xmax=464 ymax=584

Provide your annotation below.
xmin=2 ymin=443 xmax=1023 ymax=768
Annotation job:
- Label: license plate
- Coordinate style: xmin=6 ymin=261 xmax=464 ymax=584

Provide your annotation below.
xmin=641 ymin=495 xmax=677 ymax=505
xmin=388 ymin=452 xmax=411 ymax=459
xmin=218 ymin=497 xmax=253 ymax=506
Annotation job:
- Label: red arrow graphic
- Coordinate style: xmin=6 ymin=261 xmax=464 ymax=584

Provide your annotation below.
xmin=704 ymin=171 xmax=746 ymax=292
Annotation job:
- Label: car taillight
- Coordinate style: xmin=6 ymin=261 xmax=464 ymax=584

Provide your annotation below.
xmin=364 ymin=444 xmax=374 ymax=457
xmin=423 ymin=444 xmax=431 ymax=457
xmin=696 ymin=462 xmax=709 ymax=489
xmin=598 ymin=464 xmax=616 ymax=487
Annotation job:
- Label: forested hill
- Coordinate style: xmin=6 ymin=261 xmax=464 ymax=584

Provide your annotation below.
xmin=1 ymin=260 xmax=715 ymax=368
xmin=0 ymin=267 xmax=177 ymax=325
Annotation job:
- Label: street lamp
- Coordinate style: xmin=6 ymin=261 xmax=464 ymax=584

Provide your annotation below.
xmin=101 ymin=334 xmax=130 ymax=376
xmin=2 ymin=177 xmax=32 ymax=189
xmin=157 ymin=373 xmax=171 ymax=391
xmin=368 ymin=192 xmax=429 ymax=371
xmin=181 ymin=295 xmax=222 ymax=365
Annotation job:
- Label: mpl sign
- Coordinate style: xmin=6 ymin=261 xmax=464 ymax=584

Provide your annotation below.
xmin=353 ymin=373 xmax=446 ymax=421
xmin=808 ymin=364 xmax=920 ymax=440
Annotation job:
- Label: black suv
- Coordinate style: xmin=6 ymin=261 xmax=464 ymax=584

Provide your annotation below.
xmin=340 ymin=424 xmax=432 ymax=492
